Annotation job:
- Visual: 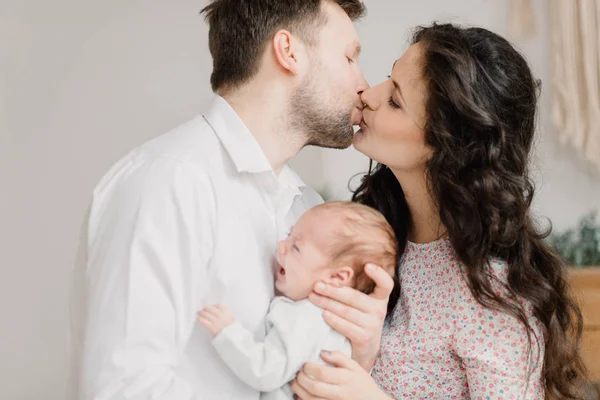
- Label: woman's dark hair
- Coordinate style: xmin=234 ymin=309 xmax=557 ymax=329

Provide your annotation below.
xmin=353 ymin=23 xmax=586 ymax=399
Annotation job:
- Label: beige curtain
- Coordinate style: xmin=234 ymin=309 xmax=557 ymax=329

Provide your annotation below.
xmin=549 ymin=0 xmax=600 ymax=170
xmin=509 ymin=0 xmax=536 ymax=39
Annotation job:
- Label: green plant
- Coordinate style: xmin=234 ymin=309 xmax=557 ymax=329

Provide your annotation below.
xmin=547 ymin=211 xmax=600 ymax=267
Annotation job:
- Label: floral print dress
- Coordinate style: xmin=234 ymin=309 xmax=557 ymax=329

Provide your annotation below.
xmin=372 ymin=238 xmax=545 ymax=399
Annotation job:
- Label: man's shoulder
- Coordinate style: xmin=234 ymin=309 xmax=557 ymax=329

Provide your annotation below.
xmin=139 ymin=115 xmax=222 ymax=168
xmin=92 ymin=116 xmax=225 ymax=200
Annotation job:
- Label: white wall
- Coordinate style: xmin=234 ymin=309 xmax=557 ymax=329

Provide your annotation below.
xmin=1 ymin=1 xmax=598 ymax=399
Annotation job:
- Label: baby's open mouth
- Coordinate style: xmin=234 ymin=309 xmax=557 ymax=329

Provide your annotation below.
xmin=279 ymin=266 xmax=285 ymax=276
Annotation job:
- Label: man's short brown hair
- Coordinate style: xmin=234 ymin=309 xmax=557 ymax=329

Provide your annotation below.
xmin=312 ymin=201 xmax=398 ymax=294
xmin=200 ymin=0 xmax=366 ymax=94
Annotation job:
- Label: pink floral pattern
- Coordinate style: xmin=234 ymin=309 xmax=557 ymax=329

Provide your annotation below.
xmin=372 ymin=238 xmax=545 ymax=399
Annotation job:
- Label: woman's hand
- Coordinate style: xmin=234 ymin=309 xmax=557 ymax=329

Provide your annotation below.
xmin=291 ymin=350 xmax=391 ymax=400
xmin=308 ymin=263 xmax=393 ymax=370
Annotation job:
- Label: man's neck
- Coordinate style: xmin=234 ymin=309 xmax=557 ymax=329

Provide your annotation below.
xmin=222 ymin=86 xmax=306 ymax=176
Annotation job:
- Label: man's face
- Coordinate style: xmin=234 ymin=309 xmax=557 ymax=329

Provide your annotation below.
xmin=291 ymin=2 xmax=368 ymax=149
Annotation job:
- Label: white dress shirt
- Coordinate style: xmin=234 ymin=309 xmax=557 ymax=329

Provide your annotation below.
xmin=212 ymin=297 xmax=351 ymax=400
xmin=68 ymin=96 xmax=323 ymax=400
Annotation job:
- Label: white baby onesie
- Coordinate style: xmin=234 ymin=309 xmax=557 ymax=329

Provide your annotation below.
xmin=212 ymin=296 xmax=352 ymax=399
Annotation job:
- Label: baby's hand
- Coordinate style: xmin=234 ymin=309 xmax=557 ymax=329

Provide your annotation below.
xmin=197 ymin=304 xmax=236 ymax=337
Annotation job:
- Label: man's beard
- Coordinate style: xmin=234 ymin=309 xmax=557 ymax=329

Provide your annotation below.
xmin=290 ymin=77 xmax=355 ymax=150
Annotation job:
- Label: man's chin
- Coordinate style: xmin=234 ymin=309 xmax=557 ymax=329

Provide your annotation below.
xmin=341 ymin=129 xmax=356 ymax=148
xmin=330 ymin=134 xmax=354 ymax=150
xmin=307 ymin=130 xmax=354 ymax=149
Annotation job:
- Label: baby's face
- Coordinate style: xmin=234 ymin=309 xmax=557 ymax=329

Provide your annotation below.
xmin=275 ymin=209 xmax=337 ymax=301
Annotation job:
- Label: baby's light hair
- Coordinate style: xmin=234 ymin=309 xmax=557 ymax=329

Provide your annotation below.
xmin=309 ymin=201 xmax=397 ymax=293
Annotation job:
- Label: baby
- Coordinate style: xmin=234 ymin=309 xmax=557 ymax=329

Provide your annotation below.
xmin=198 ymin=201 xmax=397 ymax=399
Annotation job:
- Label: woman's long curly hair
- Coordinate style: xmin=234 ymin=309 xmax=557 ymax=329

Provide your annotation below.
xmin=353 ymin=23 xmax=586 ymax=399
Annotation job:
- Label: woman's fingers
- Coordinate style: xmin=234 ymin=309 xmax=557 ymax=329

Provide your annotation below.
xmin=302 ymin=359 xmax=349 ymax=385
xmin=290 ymin=379 xmax=325 ymax=400
xmin=289 ymin=355 xmax=358 ymax=400
xmin=310 ymin=282 xmax=375 ymax=314
xmin=309 ymin=292 xmax=366 ymax=326
xmin=310 ymin=263 xmax=393 ymax=314
xmin=364 ymin=263 xmax=394 ymax=301
xmin=319 ymin=351 xmax=362 ymax=372
xmin=306 ymin=265 xmax=392 ymax=372
xmin=294 ymin=369 xmax=339 ymax=399
xmin=320 ymin=310 xmax=366 ymax=344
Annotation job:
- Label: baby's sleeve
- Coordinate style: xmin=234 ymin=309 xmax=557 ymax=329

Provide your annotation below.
xmin=212 ymin=298 xmax=330 ymax=392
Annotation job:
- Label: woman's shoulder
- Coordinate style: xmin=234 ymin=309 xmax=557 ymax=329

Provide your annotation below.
xmin=450 ymin=256 xmax=511 ymax=300
xmin=450 ymin=257 xmax=541 ymax=339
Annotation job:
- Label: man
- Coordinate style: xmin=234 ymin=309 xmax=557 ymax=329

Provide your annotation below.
xmin=68 ymin=1 xmax=392 ymax=398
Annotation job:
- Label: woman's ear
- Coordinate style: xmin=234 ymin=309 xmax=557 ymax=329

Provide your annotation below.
xmin=272 ymin=29 xmax=300 ymax=75
xmin=327 ymin=266 xmax=355 ymax=288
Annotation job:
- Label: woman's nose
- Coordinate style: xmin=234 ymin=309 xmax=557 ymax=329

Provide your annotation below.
xmin=360 ymin=86 xmax=379 ymax=110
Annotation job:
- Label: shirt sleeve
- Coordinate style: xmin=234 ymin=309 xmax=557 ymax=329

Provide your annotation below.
xmin=78 ymin=156 xmax=216 ymax=400
xmin=211 ymin=299 xmax=330 ymax=392
xmin=453 ymin=271 xmax=544 ymax=400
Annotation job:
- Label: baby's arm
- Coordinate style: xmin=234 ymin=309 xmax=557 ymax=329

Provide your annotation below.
xmin=198 ymin=300 xmax=329 ymax=392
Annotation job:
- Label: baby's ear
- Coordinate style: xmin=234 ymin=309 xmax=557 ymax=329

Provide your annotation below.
xmin=328 ymin=266 xmax=355 ymax=288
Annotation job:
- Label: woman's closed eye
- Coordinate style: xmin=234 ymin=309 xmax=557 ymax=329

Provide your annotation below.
xmin=388 ymin=97 xmax=401 ymax=110
xmin=386 ymin=75 xmax=403 ymax=110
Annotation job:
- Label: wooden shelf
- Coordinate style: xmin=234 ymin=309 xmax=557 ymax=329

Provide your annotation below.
xmin=568 ymin=268 xmax=600 ymax=381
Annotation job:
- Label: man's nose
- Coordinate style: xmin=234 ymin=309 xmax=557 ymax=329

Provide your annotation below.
xmin=357 ymin=71 xmax=370 ymax=96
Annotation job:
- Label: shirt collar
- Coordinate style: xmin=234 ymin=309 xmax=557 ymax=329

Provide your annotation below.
xmin=279 ymin=165 xmax=306 ymax=194
xmin=204 ymin=95 xmax=271 ymax=174
xmin=203 ymin=95 xmax=306 ymax=193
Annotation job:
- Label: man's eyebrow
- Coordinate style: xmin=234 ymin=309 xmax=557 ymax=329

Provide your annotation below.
xmin=351 ymin=41 xmax=361 ymax=58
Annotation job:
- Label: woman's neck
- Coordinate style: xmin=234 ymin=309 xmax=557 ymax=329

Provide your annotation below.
xmin=391 ymin=167 xmax=445 ymax=244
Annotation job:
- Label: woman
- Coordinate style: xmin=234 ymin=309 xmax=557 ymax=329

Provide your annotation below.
xmin=292 ymin=23 xmax=585 ymax=399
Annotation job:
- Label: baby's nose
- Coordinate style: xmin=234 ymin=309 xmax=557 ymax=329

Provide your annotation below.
xmin=277 ymin=240 xmax=287 ymax=257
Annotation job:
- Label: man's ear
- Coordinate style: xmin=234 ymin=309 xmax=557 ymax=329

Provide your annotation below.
xmin=272 ymin=29 xmax=300 ymax=75
xmin=327 ymin=266 xmax=355 ymax=288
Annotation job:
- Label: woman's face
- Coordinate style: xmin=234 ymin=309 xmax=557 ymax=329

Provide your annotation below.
xmin=353 ymin=43 xmax=432 ymax=172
